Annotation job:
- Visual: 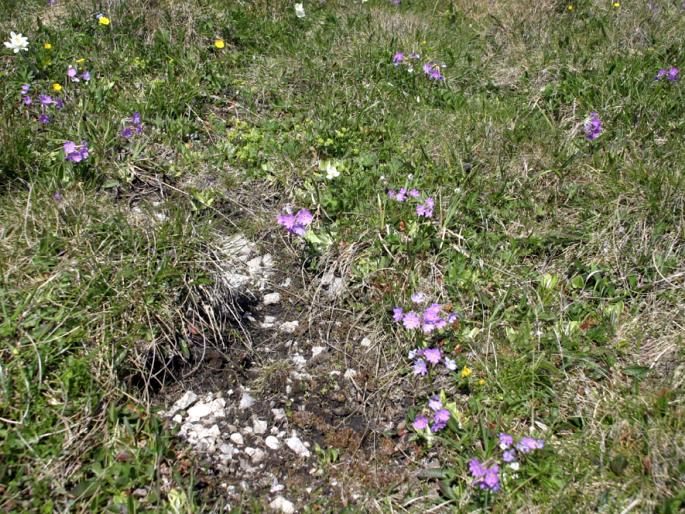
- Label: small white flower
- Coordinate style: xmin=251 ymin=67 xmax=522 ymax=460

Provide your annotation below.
xmin=508 ymin=462 xmax=520 ymax=471
xmin=4 ymin=32 xmax=29 ymax=53
xmin=294 ymin=3 xmax=305 ymax=18
xmin=325 ymin=163 xmax=340 ymax=180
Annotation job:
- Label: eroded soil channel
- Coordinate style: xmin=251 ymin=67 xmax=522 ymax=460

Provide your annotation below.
xmin=155 ymin=231 xmax=432 ymax=511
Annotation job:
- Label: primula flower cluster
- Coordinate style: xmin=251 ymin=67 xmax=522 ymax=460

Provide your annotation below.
xmin=393 ymin=298 xmax=457 ymax=334
xmin=277 ymin=207 xmax=313 ymax=236
xmin=656 ymin=66 xmax=679 ymax=81
xmin=387 ymin=187 xmax=435 ymax=218
xmin=63 ymin=141 xmax=89 ymax=163
xmin=469 ymin=459 xmax=501 ymax=492
xmin=584 ymin=111 xmax=602 ymax=141
xmin=392 ymin=50 xmax=445 ymax=80
xmin=408 ymin=347 xmax=457 ymax=375
xmin=121 ymin=112 xmax=143 ymax=138
xmin=467 ymin=433 xmax=545 ymax=493
xmin=20 ymin=84 xmax=64 ymax=125
xmin=67 ymin=64 xmax=91 ymax=83
xmin=412 ymin=396 xmax=451 ymax=433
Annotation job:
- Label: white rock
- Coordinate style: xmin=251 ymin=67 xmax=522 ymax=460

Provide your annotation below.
xmin=272 ymin=408 xmax=286 ymax=421
xmin=172 ymin=414 xmax=183 ymax=424
xmin=269 ymin=496 xmax=295 ymax=514
xmin=263 ymin=292 xmax=281 ymax=305
xmin=360 ymin=337 xmax=372 ymax=347
xmin=327 ymin=277 xmax=345 ymax=297
xmin=167 ymin=391 xmax=198 ymax=416
xmin=280 ymin=278 xmax=292 ymax=287
xmin=311 ymin=346 xmax=326 ymax=358
xmin=247 ymin=256 xmax=263 ymax=274
xmin=265 ymin=436 xmax=281 ymax=450
xmin=239 ymin=391 xmax=255 ymax=410
xmin=292 ymin=354 xmax=307 ymax=367
xmin=286 ymin=435 xmax=311 ymax=458
xmin=261 ymin=254 xmax=274 ymax=268
xmin=230 ymin=433 xmax=244 ymax=446
xmin=280 ymin=321 xmax=299 ymax=334
xmin=270 ymin=483 xmax=285 ymax=493
xmin=343 ymin=368 xmax=357 ymax=380
xmin=186 ymin=398 xmax=226 ymax=421
xmin=253 ymin=419 xmax=268 ymax=434
xmin=219 ymin=443 xmax=235 ymax=456
xmin=246 ymin=447 xmax=266 ymax=464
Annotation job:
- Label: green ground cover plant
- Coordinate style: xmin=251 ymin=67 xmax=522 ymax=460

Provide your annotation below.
xmin=1 ymin=0 xmax=684 ymax=511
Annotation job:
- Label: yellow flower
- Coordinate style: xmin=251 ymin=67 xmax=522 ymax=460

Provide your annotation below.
xmin=52 ymin=83 xmax=62 ymax=92
xmin=44 ymin=42 xmax=52 ymax=49
xmin=567 ymin=4 xmax=573 ymax=11
xmin=214 ymin=39 xmax=225 ymax=49
xmin=98 ymin=16 xmax=110 ymax=25
xmin=478 ymin=378 xmax=486 ymax=386
xmin=461 ymin=366 xmax=472 ymax=379
xmin=612 ymin=1 xmax=620 ymax=7
xmin=75 ymin=58 xmax=85 ymax=64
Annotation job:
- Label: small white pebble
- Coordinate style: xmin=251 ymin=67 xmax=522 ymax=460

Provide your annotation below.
xmin=265 ymin=435 xmax=281 ymax=450
xmin=344 ymin=368 xmax=357 ymax=380
xmin=230 ymin=433 xmax=244 ymax=446
xmin=269 ymin=496 xmax=295 ymax=514
xmin=263 ymin=292 xmax=281 ymax=305
xmin=280 ymin=321 xmax=299 ymax=334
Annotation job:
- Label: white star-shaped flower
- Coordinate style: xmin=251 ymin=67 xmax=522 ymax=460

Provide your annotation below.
xmin=4 ymin=32 xmax=29 ymax=53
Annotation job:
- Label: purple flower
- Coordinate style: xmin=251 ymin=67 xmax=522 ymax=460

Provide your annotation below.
xmin=423 ymin=62 xmax=445 ymax=81
xmin=656 ymin=68 xmax=668 ymax=80
xmin=422 ymin=303 xmax=442 ymax=324
xmin=516 ymin=436 xmax=544 ymax=453
xmin=498 ymin=433 xmax=514 ymax=449
xmin=412 ymin=415 xmax=429 ymax=430
xmin=67 ymin=66 xmax=77 ymax=79
xmin=277 ymin=207 xmax=313 ymax=236
xmin=433 ymin=409 xmax=450 ymax=423
xmin=402 ymin=311 xmax=421 ymax=330
xmin=667 ymin=67 xmax=679 ymax=81
xmin=131 ymin=112 xmax=141 ymax=125
xmin=40 ymin=94 xmax=53 ymax=106
xmin=387 ymin=189 xmax=396 ymax=200
xmin=444 ymin=357 xmax=457 ymax=371
xmin=428 ymin=396 xmax=443 ymax=411
xmin=469 ymin=459 xmax=486 ymax=478
xmin=395 ymin=188 xmax=407 ymax=202
xmin=23 ymin=95 xmax=32 ymax=105
xmin=38 ymin=114 xmax=50 ymax=124
xmin=53 ymin=191 xmax=63 ymax=202
xmin=483 ymin=465 xmax=500 ymax=492
xmin=64 ymin=141 xmax=89 ymax=163
xmin=469 ymin=460 xmax=500 ymax=492
xmin=416 ymin=197 xmax=435 ymax=218
xmin=408 ymin=188 xmax=420 ymax=198
xmin=423 ymin=348 xmax=442 ymax=365
xmin=392 ymin=307 xmax=404 ymax=322
xmin=411 ymin=292 xmax=425 ymax=304
xmin=81 ymin=71 xmax=91 ymax=81
xmin=413 ymin=359 xmax=427 ymax=376
xmin=121 ymin=127 xmax=133 ymax=138
xmin=54 ymin=98 xmax=64 ymax=110
xmin=20 ymin=84 xmax=30 ymax=95
xmin=502 ymin=449 xmax=516 ymax=463
xmin=584 ymin=112 xmax=602 ymax=141
xmin=392 ymin=52 xmax=405 ymax=65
